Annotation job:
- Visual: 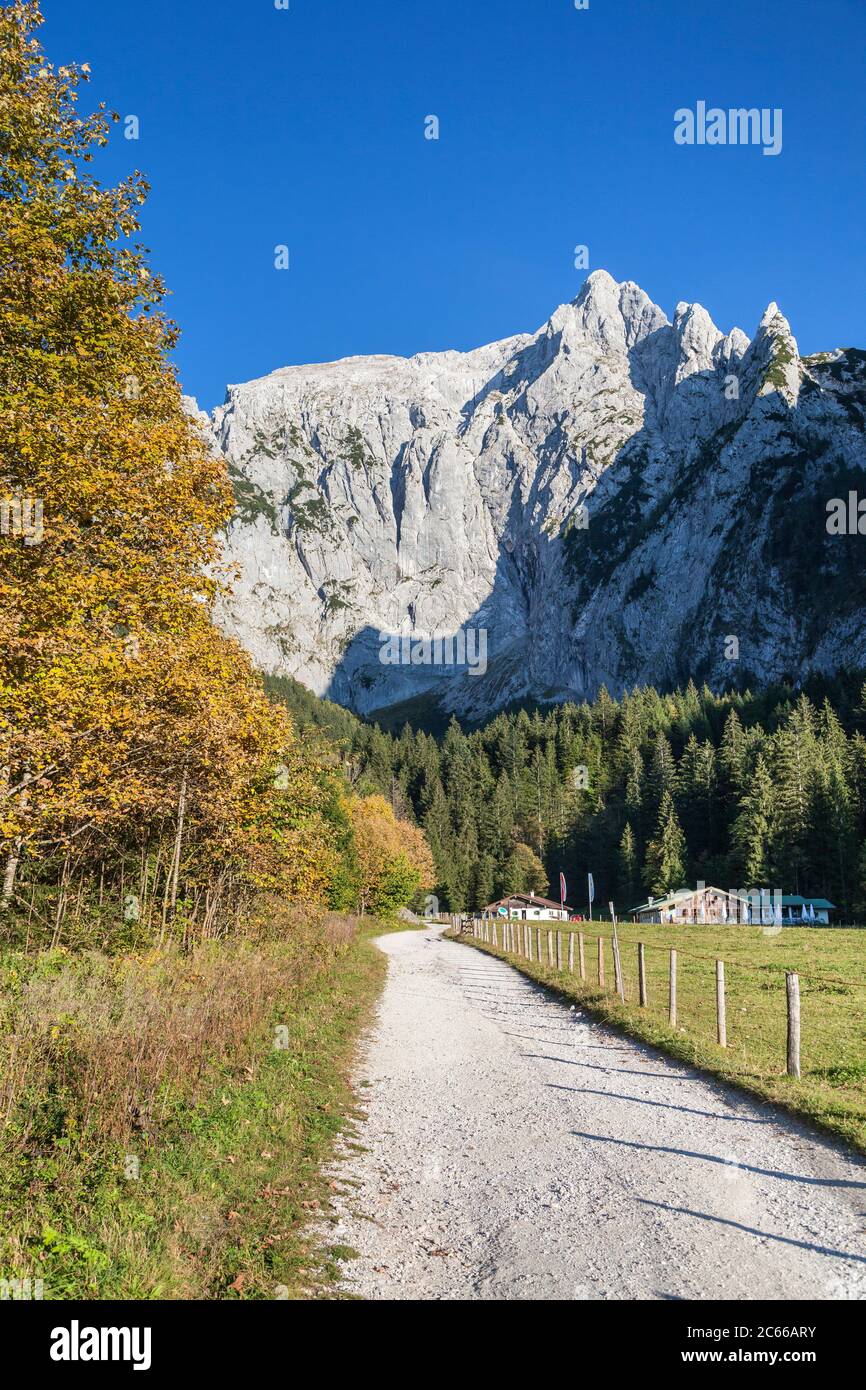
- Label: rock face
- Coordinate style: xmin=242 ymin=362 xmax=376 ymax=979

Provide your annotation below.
xmin=208 ymin=270 xmax=866 ymax=720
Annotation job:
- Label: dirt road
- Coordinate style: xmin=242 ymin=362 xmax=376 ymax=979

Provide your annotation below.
xmin=323 ymin=926 xmax=866 ymax=1300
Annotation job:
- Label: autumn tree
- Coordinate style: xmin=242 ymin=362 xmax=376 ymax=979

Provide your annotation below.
xmin=0 ymin=3 xmax=340 ymax=935
xmin=349 ymin=794 xmax=434 ymax=916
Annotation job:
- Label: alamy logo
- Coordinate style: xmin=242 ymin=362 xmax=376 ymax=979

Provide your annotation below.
xmin=826 ymin=492 xmax=866 ymax=535
xmin=1 ymin=494 xmax=43 ymax=544
xmin=674 ymin=101 xmax=782 ymax=156
xmin=1 ymin=1276 xmax=43 ymax=1299
xmin=50 ymin=1321 xmax=152 ymax=1371
xmin=378 ymin=627 xmax=488 ymax=676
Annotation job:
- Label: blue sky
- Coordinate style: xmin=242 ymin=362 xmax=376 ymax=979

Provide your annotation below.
xmin=42 ymin=0 xmax=866 ymax=411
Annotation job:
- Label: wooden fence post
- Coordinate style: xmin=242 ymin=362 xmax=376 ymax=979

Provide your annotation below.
xmin=716 ymin=960 xmax=727 ymax=1048
xmin=547 ymin=929 xmax=554 ymax=966
xmin=556 ymin=931 xmax=562 ymax=970
xmin=786 ymin=972 xmax=801 ymax=1079
xmin=669 ymin=949 xmax=677 ymax=1027
xmin=527 ymin=925 xmax=533 ymax=961
xmin=578 ymin=931 xmax=586 ymax=981
xmin=597 ymin=936 xmax=605 ymax=989
xmin=535 ymin=926 xmax=541 ymax=961
xmin=492 ymin=921 xmax=498 ymax=949
xmin=568 ymin=931 xmax=575 ymax=973
xmin=638 ymin=942 xmax=647 ymax=1007
xmin=612 ymin=930 xmax=624 ymax=1001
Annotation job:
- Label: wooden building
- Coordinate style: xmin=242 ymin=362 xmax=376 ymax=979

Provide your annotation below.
xmin=630 ymin=885 xmax=752 ymax=924
xmin=481 ymin=892 xmax=571 ymax=922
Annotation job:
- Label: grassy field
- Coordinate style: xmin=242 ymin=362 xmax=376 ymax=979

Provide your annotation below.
xmin=453 ymin=920 xmax=866 ymax=1153
xmin=0 ymin=901 xmax=394 ymax=1300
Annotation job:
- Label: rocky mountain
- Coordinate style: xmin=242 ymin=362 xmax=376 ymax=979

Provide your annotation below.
xmin=203 ymin=270 xmax=866 ymax=723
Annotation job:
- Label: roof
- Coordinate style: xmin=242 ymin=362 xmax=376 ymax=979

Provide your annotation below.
xmin=780 ymin=896 xmax=836 ymax=910
xmin=484 ymin=894 xmax=571 ymax=912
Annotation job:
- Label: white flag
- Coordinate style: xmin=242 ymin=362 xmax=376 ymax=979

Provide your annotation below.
xmin=588 ymin=872 xmax=595 ymax=904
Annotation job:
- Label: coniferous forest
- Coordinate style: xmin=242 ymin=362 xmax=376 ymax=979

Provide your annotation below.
xmin=270 ymin=672 xmax=866 ymax=922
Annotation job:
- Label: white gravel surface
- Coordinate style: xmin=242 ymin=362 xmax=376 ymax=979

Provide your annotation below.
xmin=322 ymin=926 xmax=866 ymax=1301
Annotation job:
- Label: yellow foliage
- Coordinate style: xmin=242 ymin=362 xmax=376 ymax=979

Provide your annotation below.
xmin=349 ymin=794 xmax=434 ymax=915
xmin=0 ymin=4 xmax=336 ymax=926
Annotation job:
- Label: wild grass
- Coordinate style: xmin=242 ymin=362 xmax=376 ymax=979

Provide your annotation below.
xmin=454 ymin=921 xmax=866 ymax=1153
xmin=0 ymin=900 xmax=388 ymax=1299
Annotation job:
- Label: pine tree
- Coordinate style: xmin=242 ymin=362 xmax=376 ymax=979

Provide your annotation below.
xmin=855 ymin=839 xmax=866 ymax=922
xmin=676 ymin=734 xmax=717 ymax=873
xmin=470 ymin=854 xmax=496 ymax=910
xmin=422 ymin=781 xmax=452 ymax=871
xmin=500 ymin=842 xmax=548 ymax=897
xmin=617 ymin=822 xmax=639 ymax=907
xmin=731 ymin=753 xmax=775 ymax=886
xmin=624 ymin=744 xmax=644 ymax=822
xmin=642 ymin=792 xmax=686 ymax=897
xmin=772 ymin=706 xmax=816 ymax=894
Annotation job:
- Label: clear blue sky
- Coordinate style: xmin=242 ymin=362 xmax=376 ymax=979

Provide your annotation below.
xmin=42 ymin=0 xmax=866 ymax=411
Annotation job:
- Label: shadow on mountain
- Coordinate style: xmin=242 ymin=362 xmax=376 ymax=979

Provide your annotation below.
xmin=322 ymin=331 xmax=866 ymax=731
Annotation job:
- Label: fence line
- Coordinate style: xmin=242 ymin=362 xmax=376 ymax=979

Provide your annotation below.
xmin=464 ymin=918 xmax=806 ymax=1078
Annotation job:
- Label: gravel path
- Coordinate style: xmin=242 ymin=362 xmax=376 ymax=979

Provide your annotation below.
xmin=322 ymin=925 xmax=866 ymax=1300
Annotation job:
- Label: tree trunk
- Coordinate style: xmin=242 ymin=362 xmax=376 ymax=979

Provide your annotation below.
xmin=2 ymin=848 xmax=20 ymax=902
xmin=169 ymin=765 xmax=188 ymax=913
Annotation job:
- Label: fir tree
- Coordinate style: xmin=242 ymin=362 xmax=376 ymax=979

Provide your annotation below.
xmin=731 ymin=753 xmax=775 ymax=886
xmin=617 ymin=822 xmax=639 ymax=907
xmin=500 ymin=842 xmax=548 ymax=897
xmin=642 ymin=792 xmax=686 ymax=897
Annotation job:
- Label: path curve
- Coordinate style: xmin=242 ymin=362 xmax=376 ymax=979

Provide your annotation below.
xmin=323 ymin=926 xmax=866 ymax=1300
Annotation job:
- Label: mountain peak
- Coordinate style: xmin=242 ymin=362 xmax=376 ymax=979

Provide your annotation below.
xmin=760 ymin=301 xmax=786 ymax=330
xmin=211 ymin=275 xmax=864 ymax=720
xmin=570 ymin=269 xmax=669 ymax=352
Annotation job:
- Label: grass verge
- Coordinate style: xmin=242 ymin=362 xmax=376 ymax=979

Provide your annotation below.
xmin=0 ymin=901 xmax=395 ymax=1299
xmin=450 ymin=921 xmax=866 ymax=1155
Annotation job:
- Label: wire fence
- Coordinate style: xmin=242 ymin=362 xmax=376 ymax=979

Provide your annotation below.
xmin=456 ymin=916 xmax=866 ymax=1117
